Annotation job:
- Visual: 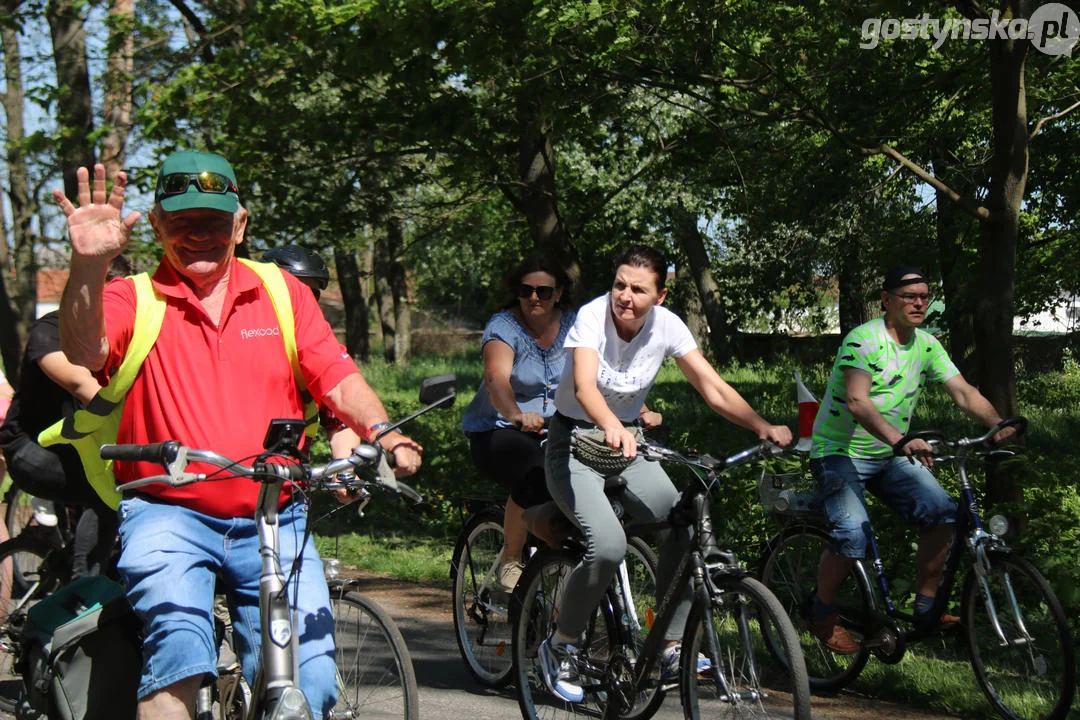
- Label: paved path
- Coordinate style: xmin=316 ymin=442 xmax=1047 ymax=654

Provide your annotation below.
xmin=0 ymin=571 xmax=961 ymax=719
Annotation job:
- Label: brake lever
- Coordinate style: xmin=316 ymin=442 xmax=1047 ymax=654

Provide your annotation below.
xmin=116 ymin=472 xmax=206 ymax=491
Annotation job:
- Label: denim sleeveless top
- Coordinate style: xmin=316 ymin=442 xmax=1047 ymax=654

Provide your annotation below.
xmin=461 ymin=308 xmax=576 ymax=433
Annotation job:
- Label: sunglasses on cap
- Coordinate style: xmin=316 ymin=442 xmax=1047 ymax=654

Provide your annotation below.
xmin=155 ymin=171 xmax=242 ymax=203
xmin=519 ymin=284 xmax=555 ymax=301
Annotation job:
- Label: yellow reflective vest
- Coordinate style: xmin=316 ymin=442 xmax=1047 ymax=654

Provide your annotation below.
xmin=38 ymin=260 xmax=320 ymax=509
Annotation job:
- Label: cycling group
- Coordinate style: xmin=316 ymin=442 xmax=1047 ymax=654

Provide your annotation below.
xmin=0 ymin=144 xmax=1068 ymax=720
xmin=455 ymin=255 xmax=1075 ymax=720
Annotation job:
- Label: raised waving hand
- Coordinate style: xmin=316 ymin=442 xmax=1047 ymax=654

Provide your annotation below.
xmin=54 ymin=164 xmax=141 ymax=263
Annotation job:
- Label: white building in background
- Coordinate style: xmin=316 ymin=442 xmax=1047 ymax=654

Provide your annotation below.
xmin=1015 ymin=295 xmax=1080 ymax=335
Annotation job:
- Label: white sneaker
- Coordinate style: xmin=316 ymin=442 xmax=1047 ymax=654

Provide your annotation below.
xmin=30 ymin=497 xmax=58 ymax=527
xmin=538 ymin=635 xmax=584 ymax=703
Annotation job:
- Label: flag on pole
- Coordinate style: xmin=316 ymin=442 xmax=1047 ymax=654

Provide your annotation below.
xmin=794 ymin=371 xmax=820 ymax=452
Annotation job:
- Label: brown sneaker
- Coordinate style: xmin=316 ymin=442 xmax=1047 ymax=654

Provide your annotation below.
xmin=811 ymin=613 xmax=861 ymax=655
xmin=917 ymin=611 xmax=961 ymax=632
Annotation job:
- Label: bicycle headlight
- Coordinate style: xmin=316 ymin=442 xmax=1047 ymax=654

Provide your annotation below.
xmin=988 ymin=514 xmax=1009 ymax=537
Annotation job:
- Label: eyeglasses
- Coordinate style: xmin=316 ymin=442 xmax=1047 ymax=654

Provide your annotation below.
xmin=891 ymin=292 xmax=932 ymax=305
xmin=155 ymin=171 xmax=241 ymax=203
xmin=519 ymin=284 xmax=555 ymax=301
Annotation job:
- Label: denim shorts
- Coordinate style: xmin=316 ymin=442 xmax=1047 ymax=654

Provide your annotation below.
xmin=117 ymin=496 xmax=336 ymax=714
xmin=811 ymin=455 xmax=957 ymax=559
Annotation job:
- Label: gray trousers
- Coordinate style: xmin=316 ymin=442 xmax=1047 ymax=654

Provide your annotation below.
xmin=544 ymin=414 xmax=692 ymax=641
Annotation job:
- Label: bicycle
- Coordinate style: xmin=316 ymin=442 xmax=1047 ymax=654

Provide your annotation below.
xmin=451 ymin=495 xmax=658 ymax=688
xmin=759 ymin=417 xmax=1077 ymax=720
xmin=94 ymin=374 xmax=455 ymax=719
xmin=512 ymin=433 xmax=812 ymax=720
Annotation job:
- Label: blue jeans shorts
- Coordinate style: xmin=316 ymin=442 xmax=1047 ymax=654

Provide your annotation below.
xmin=117 ymin=496 xmax=337 ymax=715
xmin=811 ymin=455 xmax=957 ymax=559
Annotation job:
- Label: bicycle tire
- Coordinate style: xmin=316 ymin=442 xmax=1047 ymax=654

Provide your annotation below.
xmin=4 ymin=488 xmax=45 ymax=596
xmin=511 ymin=540 xmax=662 ymax=720
xmin=451 ymin=509 xmax=514 ymax=687
xmin=961 ymin=549 xmax=1076 ymax=720
xmin=613 ymin=535 xmax=664 ymax=720
xmin=681 ymin=574 xmax=811 ymax=720
xmin=0 ymin=532 xmax=69 ymax=713
xmin=329 ymin=588 xmax=419 ymax=720
xmin=759 ymin=524 xmax=871 ymax=691
xmin=512 ymin=546 xmax=615 ymax=720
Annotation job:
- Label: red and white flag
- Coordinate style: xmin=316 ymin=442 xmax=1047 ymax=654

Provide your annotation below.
xmin=795 ymin=371 xmax=819 ymax=452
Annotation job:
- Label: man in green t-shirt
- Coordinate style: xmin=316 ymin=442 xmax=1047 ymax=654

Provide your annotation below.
xmin=809 ymin=266 xmax=1012 ymax=654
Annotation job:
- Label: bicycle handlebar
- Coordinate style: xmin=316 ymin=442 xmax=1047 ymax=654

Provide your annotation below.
xmin=639 ymin=436 xmax=786 ymax=473
xmin=894 ymin=416 xmax=1027 ymax=461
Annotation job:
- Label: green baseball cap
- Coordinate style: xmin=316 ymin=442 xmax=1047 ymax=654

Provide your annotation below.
xmin=154 ymin=150 xmax=241 ymax=213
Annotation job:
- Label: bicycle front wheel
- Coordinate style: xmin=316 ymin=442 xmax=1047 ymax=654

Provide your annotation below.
xmin=512 ymin=546 xmax=616 ymax=720
xmin=0 ymin=531 xmax=68 ymax=712
xmin=961 ymin=549 xmax=1076 ymax=720
xmin=451 ymin=510 xmax=514 ymax=687
xmin=329 ymin=589 xmax=419 ymax=720
xmin=682 ymin=575 xmax=811 ymax=720
xmin=759 ymin=524 xmax=870 ymax=691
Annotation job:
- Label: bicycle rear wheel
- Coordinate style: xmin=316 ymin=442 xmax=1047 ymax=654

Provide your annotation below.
xmin=512 ymin=546 xmax=616 ymax=720
xmin=0 ymin=531 xmax=68 ymax=712
xmin=451 ymin=509 xmax=514 ymax=687
xmin=759 ymin=524 xmax=870 ymax=691
xmin=329 ymin=588 xmax=419 ymax=720
xmin=961 ymin=549 xmax=1076 ymax=720
xmin=4 ymin=488 xmax=48 ymax=595
xmin=681 ymin=575 xmax=811 ymax=720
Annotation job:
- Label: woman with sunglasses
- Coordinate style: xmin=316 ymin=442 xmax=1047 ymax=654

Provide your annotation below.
xmin=536 ymin=244 xmax=792 ymax=703
xmin=462 ymin=251 xmax=575 ymax=591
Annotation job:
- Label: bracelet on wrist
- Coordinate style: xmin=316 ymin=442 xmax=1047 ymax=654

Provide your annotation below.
xmin=368 ymin=421 xmax=392 ymax=438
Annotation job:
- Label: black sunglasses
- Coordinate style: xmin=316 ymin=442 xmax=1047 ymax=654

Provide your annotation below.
xmin=519 ymin=284 xmax=555 ymax=301
xmin=155 ymin=171 xmax=242 ymax=203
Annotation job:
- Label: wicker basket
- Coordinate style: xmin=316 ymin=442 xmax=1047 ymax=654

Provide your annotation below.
xmin=756 ymin=469 xmax=820 ymax=517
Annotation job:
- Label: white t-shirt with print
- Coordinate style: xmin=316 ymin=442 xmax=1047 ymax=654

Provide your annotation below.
xmin=554 ymin=294 xmax=698 ymax=422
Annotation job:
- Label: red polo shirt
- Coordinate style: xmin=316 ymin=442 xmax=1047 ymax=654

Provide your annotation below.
xmin=100 ymin=257 xmax=358 ymax=518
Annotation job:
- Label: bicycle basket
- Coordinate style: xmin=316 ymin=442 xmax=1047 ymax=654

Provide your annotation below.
xmin=756 ymin=469 xmax=820 ymax=517
xmin=570 ymin=427 xmax=640 ymax=475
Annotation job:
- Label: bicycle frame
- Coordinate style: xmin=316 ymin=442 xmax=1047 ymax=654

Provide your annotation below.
xmin=609 ymin=478 xmax=751 ymax=709
xmin=825 ymin=434 xmax=1024 ymax=651
xmin=246 ymin=470 xmax=314 ymax=720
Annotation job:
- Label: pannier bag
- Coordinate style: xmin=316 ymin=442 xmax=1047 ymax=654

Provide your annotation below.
xmin=18 ymin=575 xmax=142 ymax=720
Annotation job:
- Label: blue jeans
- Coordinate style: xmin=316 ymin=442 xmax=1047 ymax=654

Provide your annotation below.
xmin=117 ymin=497 xmax=337 ymax=716
xmin=811 ymin=455 xmax=956 ymax=559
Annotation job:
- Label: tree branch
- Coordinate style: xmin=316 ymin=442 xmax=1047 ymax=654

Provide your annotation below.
xmin=1030 ymin=98 xmax=1080 ymax=140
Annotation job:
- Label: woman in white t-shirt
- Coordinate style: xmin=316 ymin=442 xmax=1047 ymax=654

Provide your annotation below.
xmin=537 ymin=244 xmax=791 ymax=703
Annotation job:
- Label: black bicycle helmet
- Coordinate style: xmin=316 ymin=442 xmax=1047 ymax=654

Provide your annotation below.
xmin=262 ymin=245 xmax=330 ymax=290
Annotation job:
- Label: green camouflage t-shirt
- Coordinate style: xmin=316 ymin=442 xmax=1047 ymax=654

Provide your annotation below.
xmin=811 ymin=317 xmax=959 ymax=459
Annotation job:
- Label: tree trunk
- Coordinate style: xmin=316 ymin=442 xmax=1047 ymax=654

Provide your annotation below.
xmin=100 ymin=0 xmax=134 ymax=177
xmin=0 ymin=11 xmax=39 ymax=383
xmin=977 ymin=25 xmax=1026 ymax=506
xmin=387 ymin=217 xmax=411 ymax=364
xmin=47 ymin=0 xmax=96 ymax=200
xmin=334 ymin=245 xmax=370 ymax=363
xmin=932 ymin=153 xmax=978 ymax=377
xmin=672 ymin=204 xmax=729 ymax=360
xmin=836 ymin=237 xmax=868 ymax=338
xmin=673 ymin=253 xmax=712 ymax=363
xmin=517 ymin=115 xmax=581 ymax=282
xmin=373 ymin=229 xmax=397 ymax=364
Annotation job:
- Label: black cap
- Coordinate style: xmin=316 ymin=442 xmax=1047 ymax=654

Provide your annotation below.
xmin=882 ymin=265 xmax=928 ymax=292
